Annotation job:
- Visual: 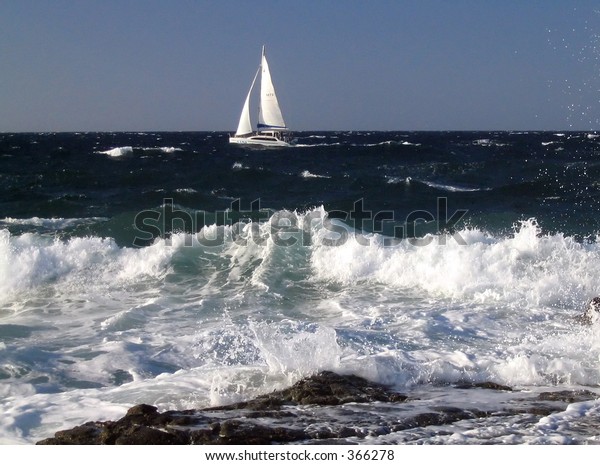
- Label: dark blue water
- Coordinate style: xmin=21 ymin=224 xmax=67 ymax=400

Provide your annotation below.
xmin=1 ymin=131 xmax=599 ymax=244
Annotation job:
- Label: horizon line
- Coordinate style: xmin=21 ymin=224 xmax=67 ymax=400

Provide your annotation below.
xmin=1 ymin=128 xmax=599 ymax=134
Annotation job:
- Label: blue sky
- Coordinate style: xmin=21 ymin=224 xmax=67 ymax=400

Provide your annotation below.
xmin=1 ymin=0 xmax=599 ymax=132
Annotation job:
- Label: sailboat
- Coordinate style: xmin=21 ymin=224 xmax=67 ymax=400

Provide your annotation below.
xmin=229 ymin=46 xmax=293 ymax=147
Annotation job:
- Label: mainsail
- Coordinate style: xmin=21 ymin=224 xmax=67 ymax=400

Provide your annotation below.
xmin=257 ymin=45 xmax=287 ymax=130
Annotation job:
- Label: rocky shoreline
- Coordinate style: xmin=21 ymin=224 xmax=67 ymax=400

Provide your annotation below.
xmin=37 ymin=371 xmax=599 ymax=445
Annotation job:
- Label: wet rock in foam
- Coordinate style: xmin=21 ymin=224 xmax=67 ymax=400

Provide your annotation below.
xmin=36 ymin=371 xmax=600 ymax=445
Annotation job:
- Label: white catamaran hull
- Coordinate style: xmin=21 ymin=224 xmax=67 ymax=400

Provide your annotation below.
xmin=229 ymin=137 xmax=291 ymax=147
xmin=229 ymin=134 xmax=292 ymax=147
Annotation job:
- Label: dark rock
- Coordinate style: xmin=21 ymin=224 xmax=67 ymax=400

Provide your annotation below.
xmin=455 ymin=381 xmax=513 ymax=391
xmin=239 ymin=410 xmax=297 ymax=419
xmin=392 ymin=408 xmax=480 ymax=432
xmin=112 ymin=425 xmax=187 ymax=445
xmin=274 ymin=371 xmax=408 ymax=405
xmin=537 ymin=390 xmax=598 ymax=403
xmin=36 ymin=422 xmax=103 ymax=445
xmin=576 ymin=297 xmax=600 ymax=325
xmin=216 ymin=419 xmax=309 ymax=444
xmin=122 ymin=404 xmax=162 ymax=428
xmin=208 ymin=396 xmax=284 ymax=411
xmin=36 ymin=371 xmax=409 ymax=445
xmin=477 ymin=382 xmax=512 ymax=391
xmin=49 ymin=371 xmax=598 ymax=445
xmin=163 ymin=414 xmax=199 ymax=427
xmin=401 ymin=412 xmax=446 ymax=429
xmin=189 ymin=427 xmax=219 ymax=444
xmin=338 ymin=426 xmax=363 ymax=438
xmin=391 ymin=412 xmax=453 ymax=432
xmin=208 ymin=371 xmax=408 ymax=411
xmin=126 ymin=403 xmax=158 ymax=417
xmin=524 ymin=406 xmax=557 ymax=416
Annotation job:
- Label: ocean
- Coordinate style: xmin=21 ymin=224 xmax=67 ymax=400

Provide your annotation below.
xmin=1 ymin=130 xmax=600 ymax=445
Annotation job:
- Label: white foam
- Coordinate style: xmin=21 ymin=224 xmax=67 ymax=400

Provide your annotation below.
xmin=0 ymin=229 xmax=176 ymax=304
xmin=3 ymin=212 xmax=600 ymax=444
xmin=472 ymin=139 xmax=508 ymax=147
xmin=0 ymin=216 xmax=107 ymax=229
xmin=300 ymin=170 xmax=331 ymax=179
xmin=386 ymin=176 xmax=412 ymax=184
xmin=159 ymin=147 xmax=180 ymax=153
xmin=141 ymin=146 xmax=182 ymax=153
xmin=294 ymin=142 xmax=342 ymax=148
xmin=422 ymin=180 xmax=490 ymax=192
xmin=97 ymin=146 xmax=133 ymax=157
xmin=537 ymin=399 xmax=600 ymax=435
xmin=310 ymin=219 xmax=600 ymax=307
xmin=232 ymin=161 xmax=248 ymax=170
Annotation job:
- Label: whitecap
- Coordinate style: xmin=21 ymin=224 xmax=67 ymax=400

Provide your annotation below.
xmin=300 ymin=170 xmax=331 ymax=179
xmin=97 ymin=146 xmax=133 ymax=157
xmin=422 ymin=180 xmax=490 ymax=192
xmin=141 ymin=147 xmax=182 ymax=153
xmin=0 ymin=217 xmax=107 ymax=229
xmin=232 ymin=161 xmax=248 ymax=170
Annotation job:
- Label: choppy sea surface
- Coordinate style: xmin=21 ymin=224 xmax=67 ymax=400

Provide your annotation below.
xmin=2 ymin=131 xmax=600 ymax=444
